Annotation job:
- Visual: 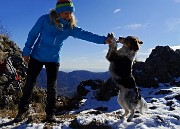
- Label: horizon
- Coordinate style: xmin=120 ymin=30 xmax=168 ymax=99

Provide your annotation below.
xmin=1 ymin=0 xmax=180 ymax=72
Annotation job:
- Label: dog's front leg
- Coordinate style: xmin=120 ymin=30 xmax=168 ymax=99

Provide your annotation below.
xmin=106 ymin=43 xmax=118 ymax=62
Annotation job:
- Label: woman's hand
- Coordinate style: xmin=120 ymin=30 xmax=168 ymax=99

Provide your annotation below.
xmin=23 ymin=56 xmax=30 ymax=63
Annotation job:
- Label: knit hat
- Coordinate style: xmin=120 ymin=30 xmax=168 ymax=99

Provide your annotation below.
xmin=55 ymin=0 xmax=75 ymax=13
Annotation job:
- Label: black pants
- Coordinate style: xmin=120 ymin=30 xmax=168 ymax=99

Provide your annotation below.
xmin=18 ymin=57 xmax=60 ymax=116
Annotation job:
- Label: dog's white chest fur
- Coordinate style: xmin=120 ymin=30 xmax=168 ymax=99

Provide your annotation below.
xmin=117 ymin=46 xmax=136 ymax=61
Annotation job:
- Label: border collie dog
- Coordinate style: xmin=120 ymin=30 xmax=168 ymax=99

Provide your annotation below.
xmin=106 ymin=33 xmax=148 ymax=122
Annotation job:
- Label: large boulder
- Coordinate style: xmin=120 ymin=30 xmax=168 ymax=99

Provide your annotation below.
xmin=77 ymin=79 xmax=119 ymax=101
xmin=0 ymin=35 xmax=27 ymax=109
xmin=133 ymin=46 xmax=180 ymax=88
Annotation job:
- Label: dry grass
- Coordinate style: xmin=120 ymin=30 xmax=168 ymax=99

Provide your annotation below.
xmin=0 ymin=109 xmax=18 ymax=118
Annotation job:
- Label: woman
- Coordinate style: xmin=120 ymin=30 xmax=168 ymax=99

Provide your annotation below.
xmin=14 ymin=0 xmax=112 ymax=122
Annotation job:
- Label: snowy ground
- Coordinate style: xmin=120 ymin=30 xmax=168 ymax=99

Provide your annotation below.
xmin=0 ymin=82 xmax=180 ymax=129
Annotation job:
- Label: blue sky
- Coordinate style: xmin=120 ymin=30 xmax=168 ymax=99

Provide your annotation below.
xmin=0 ymin=0 xmax=180 ymax=72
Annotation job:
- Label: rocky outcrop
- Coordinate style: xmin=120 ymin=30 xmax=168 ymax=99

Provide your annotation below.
xmin=0 ymin=35 xmax=27 ymax=109
xmin=0 ymin=35 xmax=49 ymax=111
xmin=133 ymin=46 xmax=180 ymax=88
xmin=77 ymin=79 xmax=118 ymax=101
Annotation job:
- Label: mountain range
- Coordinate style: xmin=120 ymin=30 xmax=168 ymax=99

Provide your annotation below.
xmin=36 ymin=69 xmax=109 ymax=97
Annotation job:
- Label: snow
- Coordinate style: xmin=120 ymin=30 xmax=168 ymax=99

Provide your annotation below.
xmin=0 ymin=83 xmax=180 ymax=129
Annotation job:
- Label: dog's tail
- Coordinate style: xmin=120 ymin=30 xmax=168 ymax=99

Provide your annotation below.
xmin=138 ymin=97 xmax=148 ymax=114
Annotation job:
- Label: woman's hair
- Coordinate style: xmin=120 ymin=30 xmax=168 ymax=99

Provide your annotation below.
xmin=49 ymin=9 xmax=77 ymax=29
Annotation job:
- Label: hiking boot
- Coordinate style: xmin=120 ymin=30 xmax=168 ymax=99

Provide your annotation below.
xmin=13 ymin=111 xmax=28 ymax=123
xmin=46 ymin=114 xmax=58 ymax=123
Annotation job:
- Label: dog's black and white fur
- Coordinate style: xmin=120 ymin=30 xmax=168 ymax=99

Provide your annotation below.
xmin=106 ymin=33 xmax=148 ymax=122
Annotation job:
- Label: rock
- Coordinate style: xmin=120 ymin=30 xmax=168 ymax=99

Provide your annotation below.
xmin=69 ymin=118 xmax=112 ymax=129
xmin=133 ymin=45 xmax=180 ymax=88
xmin=174 ymin=94 xmax=180 ymax=100
xmin=155 ymin=89 xmax=172 ymax=95
xmin=149 ymin=106 xmax=157 ymax=110
xmin=0 ymin=35 xmax=27 ymax=109
xmin=0 ymin=35 xmax=46 ymax=111
xmin=96 ymin=78 xmax=118 ymax=101
xmin=170 ymin=79 xmax=180 ymax=87
xmin=77 ymin=78 xmax=119 ymax=101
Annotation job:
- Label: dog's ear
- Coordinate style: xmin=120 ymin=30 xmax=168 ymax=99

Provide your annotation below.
xmin=133 ymin=36 xmax=143 ymax=45
xmin=139 ymin=41 xmax=143 ymax=44
xmin=119 ymin=36 xmax=123 ymax=40
xmin=107 ymin=32 xmax=115 ymax=38
xmin=128 ymin=36 xmax=143 ymax=45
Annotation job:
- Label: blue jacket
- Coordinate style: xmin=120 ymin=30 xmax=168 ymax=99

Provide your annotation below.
xmin=23 ymin=14 xmax=107 ymax=62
